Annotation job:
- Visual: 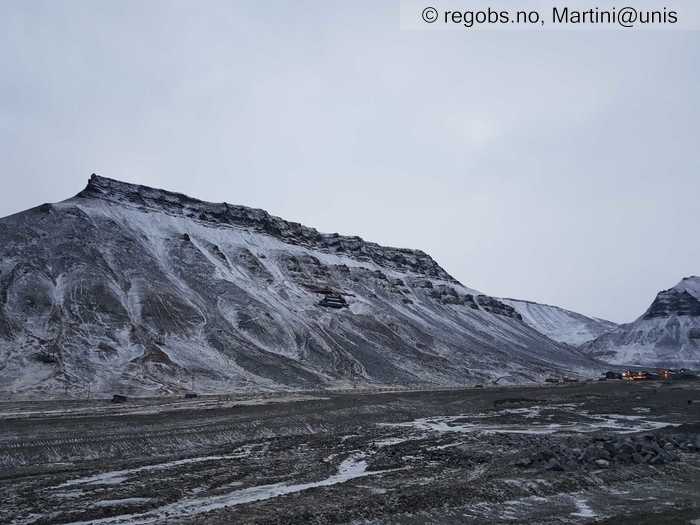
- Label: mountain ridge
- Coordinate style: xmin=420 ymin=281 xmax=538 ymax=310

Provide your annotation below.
xmin=0 ymin=175 xmax=600 ymax=398
xmin=582 ymin=276 xmax=700 ymax=366
xmin=76 ymin=175 xmax=460 ymax=285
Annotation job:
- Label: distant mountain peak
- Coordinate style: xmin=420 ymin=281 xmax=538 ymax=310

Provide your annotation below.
xmin=642 ymin=277 xmax=700 ymax=320
xmin=582 ymin=275 xmax=700 ymax=367
xmin=673 ymin=276 xmax=700 ymax=299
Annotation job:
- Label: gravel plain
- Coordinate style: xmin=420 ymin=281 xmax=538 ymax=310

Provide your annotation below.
xmin=1 ymin=381 xmax=699 ymax=524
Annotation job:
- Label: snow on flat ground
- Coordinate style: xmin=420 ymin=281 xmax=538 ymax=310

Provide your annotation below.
xmin=57 ymin=448 xmax=256 ymax=488
xmin=381 ymin=403 xmax=678 ymax=435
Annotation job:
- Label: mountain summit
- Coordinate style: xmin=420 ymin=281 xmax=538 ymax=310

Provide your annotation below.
xmin=0 ymin=175 xmax=598 ymax=397
xmin=582 ymin=276 xmax=700 ymax=366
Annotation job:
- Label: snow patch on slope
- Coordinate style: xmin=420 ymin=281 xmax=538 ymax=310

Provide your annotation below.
xmin=499 ymin=299 xmax=616 ymax=347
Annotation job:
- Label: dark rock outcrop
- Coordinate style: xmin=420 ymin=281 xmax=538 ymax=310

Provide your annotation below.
xmin=643 ymin=289 xmax=700 ymax=319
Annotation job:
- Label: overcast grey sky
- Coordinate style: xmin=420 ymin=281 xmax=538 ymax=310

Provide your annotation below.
xmin=1 ymin=1 xmax=698 ymax=323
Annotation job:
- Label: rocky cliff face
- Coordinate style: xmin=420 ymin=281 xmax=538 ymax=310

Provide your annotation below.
xmin=642 ymin=288 xmax=700 ymax=320
xmin=79 ymin=176 xmax=456 ymax=283
xmin=582 ymin=276 xmax=700 ymax=367
xmin=0 ymin=175 xmax=598 ymax=398
xmin=499 ymin=298 xmax=617 ymax=347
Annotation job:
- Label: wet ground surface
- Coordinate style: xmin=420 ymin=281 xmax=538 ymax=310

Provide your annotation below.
xmin=1 ymin=381 xmax=699 ymax=524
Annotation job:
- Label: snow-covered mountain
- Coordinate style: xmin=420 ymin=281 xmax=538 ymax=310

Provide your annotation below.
xmin=499 ymin=299 xmax=617 ymax=347
xmin=582 ymin=276 xmax=700 ymax=367
xmin=0 ymin=175 xmax=600 ymax=397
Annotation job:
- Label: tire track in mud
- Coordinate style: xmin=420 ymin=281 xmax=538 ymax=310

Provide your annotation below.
xmin=0 ymin=403 xmax=340 ymax=453
xmin=0 ymin=392 xmax=420 ymax=457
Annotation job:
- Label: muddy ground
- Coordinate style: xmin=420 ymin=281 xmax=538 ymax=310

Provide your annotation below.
xmin=1 ymin=381 xmax=699 ymax=524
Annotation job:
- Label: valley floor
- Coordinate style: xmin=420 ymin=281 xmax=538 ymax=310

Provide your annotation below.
xmin=1 ymin=382 xmax=699 ymax=524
